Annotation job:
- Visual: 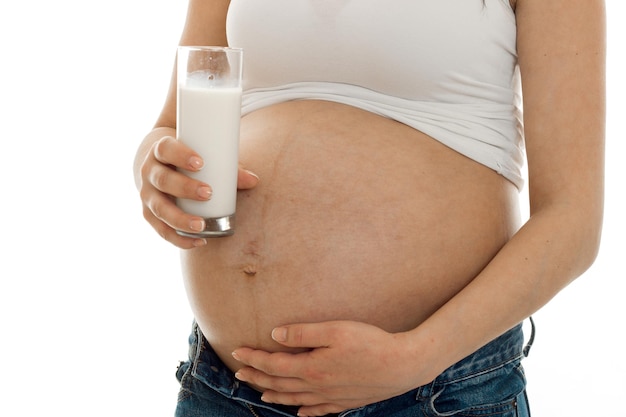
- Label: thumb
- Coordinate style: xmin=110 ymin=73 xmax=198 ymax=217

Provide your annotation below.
xmin=271 ymin=322 xmax=336 ymax=348
xmin=237 ymin=167 xmax=259 ymax=189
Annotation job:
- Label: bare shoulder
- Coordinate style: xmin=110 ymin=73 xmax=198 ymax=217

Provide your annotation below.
xmin=515 ymin=0 xmax=605 ymax=52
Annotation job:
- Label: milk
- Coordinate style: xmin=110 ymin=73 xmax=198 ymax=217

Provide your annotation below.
xmin=176 ymin=84 xmax=242 ymax=219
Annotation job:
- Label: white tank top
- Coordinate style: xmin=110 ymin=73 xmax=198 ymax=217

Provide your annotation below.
xmin=226 ymin=0 xmax=525 ymax=189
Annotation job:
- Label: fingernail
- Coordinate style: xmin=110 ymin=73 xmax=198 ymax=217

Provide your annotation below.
xmin=193 ymin=239 xmax=207 ymax=247
xmin=234 ymin=371 xmax=245 ymax=381
xmin=197 ymin=186 xmax=212 ymax=199
xmin=271 ymin=327 xmax=287 ymax=342
xmin=245 ymin=169 xmax=259 ymax=180
xmin=189 ymin=156 xmax=204 ymax=170
xmin=231 ymin=351 xmax=240 ymax=361
xmin=190 ymin=219 xmax=205 ymax=232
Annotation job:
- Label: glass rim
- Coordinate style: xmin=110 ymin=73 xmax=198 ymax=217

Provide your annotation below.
xmin=177 ymin=45 xmax=242 ymax=53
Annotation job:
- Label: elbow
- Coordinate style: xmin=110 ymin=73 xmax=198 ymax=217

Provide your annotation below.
xmin=530 ymin=197 xmax=604 ymax=281
xmin=581 ymin=222 xmax=603 ymax=273
xmin=571 ymin=208 xmax=604 ymax=279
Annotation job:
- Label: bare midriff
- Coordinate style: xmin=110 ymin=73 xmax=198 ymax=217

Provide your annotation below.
xmin=181 ymin=100 xmax=521 ymax=373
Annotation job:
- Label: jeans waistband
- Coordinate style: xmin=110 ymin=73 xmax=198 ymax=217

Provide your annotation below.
xmin=185 ymin=319 xmax=533 ymax=417
xmin=431 ymin=321 xmax=529 ymax=386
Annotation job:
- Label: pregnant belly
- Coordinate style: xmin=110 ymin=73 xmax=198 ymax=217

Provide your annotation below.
xmin=180 ymin=100 xmax=520 ymax=372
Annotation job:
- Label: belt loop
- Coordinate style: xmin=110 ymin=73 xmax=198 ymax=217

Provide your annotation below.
xmin=523 ymin=316 xmax=536 ymax=357
xmin=416 ymin=379 xmax=436 ymax=401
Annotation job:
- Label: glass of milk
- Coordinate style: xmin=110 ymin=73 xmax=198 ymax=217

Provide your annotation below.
xmin=175 ymin=46 xmax=243 ymax=237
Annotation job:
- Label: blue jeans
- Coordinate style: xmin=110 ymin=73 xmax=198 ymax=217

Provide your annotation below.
xmin=175 ymin=320 xmax=534 ymax=417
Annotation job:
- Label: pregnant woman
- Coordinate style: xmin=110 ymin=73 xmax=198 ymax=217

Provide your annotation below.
xmin=133 ymin=1 xmax=605 ymax=416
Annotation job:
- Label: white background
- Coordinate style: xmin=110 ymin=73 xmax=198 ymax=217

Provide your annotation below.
xmin=0 ymin=1 xmax=623 ymax=416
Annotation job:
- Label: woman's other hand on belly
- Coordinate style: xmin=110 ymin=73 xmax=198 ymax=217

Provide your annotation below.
xmin=231 ymin=320 xmax=437 ymax=417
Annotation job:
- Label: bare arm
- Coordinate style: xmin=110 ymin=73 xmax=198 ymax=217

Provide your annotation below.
xmin=133 ymin=0 xmax=258 ymax=248
xmin=406 ymin=0 xmax=606 ymax=375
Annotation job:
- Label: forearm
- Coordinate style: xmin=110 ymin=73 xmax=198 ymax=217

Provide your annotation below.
xmin=405 ymin=202 xmax=603 ymax=381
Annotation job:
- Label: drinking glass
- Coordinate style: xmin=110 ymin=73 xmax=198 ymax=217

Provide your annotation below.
xmin=175 ymin=46 xmax=243 ymax=237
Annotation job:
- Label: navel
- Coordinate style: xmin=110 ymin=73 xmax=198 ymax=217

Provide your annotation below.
xmin=242 ymin=264 xmax=257 ymax=277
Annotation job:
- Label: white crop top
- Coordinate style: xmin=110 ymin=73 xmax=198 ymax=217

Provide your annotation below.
xmin=226 ymin=0 xmax=525 ymax=189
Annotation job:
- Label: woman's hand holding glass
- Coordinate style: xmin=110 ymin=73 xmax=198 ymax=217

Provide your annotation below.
xmin=138 ymin=133 xmax=259 ymax=249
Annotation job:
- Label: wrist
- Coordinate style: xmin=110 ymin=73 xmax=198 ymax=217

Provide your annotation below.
xmin=395 ymin=326 xmax=450 ymax=388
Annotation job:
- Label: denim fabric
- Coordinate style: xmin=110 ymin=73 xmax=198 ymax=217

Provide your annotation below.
xmin=175 ymin=321 xmax=532 ymax=417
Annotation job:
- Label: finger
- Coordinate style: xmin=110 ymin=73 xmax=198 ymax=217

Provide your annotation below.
xmin=153 ymin=136 xmax=204 ymax=171
xmin=235 ymin=367 xmax=308 ymax=394
xmin=233 ymin=348 xmax=306 ymax=377
xmin=297 ymin=403 xmax=347 ymax=417
xmin=260 ymin=390 xmax=327 ymax=408
xmin=154 ymin=137 xmax=259 ymax=193
xmin=271 ymin=322 xmax=339 ymax=349
xmin=141 ymin=184 xmax=209 ymax=242
xmin=145 ymin=157 xmax=212 ymax=201
xmin=142 ymin=203 xmax=207 ymax=249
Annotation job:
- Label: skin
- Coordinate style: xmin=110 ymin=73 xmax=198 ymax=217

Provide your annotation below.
xmin=134 ymin=0 xmax=605 ymax=416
